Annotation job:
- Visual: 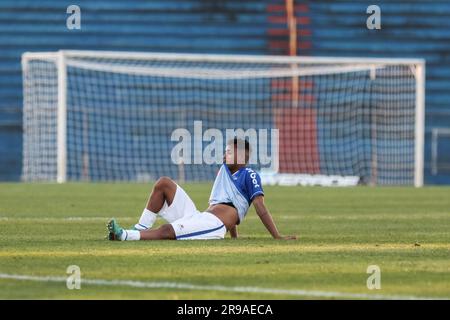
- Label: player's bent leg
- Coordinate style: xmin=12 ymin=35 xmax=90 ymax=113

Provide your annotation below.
xmin=147 ymin=176 xmax=177 ymax=212
xmin=133 ymin=176 xmax=178 ymax=231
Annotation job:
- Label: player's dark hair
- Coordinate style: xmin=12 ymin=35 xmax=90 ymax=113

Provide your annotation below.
xmin=228 ymin=137 xmax=251 ymax=154
xmin=228 ymin=138 xmax=251 ymax=165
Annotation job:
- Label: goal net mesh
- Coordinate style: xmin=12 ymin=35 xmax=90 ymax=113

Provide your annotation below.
xmin=22 ymin=52 xmax=418 ymax=185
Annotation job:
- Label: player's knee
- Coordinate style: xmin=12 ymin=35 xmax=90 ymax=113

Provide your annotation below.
xmin=154 ymin=176 xmax=173 ymax=191
xmin=160 ymin=224 xmax=176 ymax=239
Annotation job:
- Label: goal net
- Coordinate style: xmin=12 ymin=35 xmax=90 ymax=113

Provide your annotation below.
xmin=21 ymin=51 xmax=425 ymax=186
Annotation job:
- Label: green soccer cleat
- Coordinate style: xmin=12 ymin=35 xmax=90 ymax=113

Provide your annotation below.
xmin=107 ymin=218 xmax=123 ymax=241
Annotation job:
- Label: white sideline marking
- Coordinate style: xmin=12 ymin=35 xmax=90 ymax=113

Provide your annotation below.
xmin=0 ymin=273 xmax=446 ymax=300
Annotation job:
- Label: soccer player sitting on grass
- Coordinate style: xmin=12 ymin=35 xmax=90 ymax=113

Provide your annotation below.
xmin=107 ymin=138 xmax=296 ymax=241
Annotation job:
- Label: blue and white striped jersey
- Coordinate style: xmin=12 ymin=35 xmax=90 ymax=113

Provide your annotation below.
xmin=209 ymin=164 xmax=264 ymax=223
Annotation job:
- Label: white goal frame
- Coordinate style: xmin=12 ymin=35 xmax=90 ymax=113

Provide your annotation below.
xmin=21 ymin=50 xmax=425 ymax=186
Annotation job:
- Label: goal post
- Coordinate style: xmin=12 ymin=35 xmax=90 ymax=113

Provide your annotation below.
xmin=21 ymin=50 xmax=425 ymax=186
xmin=414 ymin=62 xmax=426 ymax=187
xmin=57 ymin=51 xmax=68 ymax=184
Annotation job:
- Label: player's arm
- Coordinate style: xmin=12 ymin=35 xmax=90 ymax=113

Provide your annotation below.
xmin=252 ymin=195 xmax=296 ymax=240
xmin=229 ymin=225 xmax=238 ymax=239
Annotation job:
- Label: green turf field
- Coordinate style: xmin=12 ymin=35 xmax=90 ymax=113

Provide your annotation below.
xmin=0 ymin=183 xmax=449 ymax=299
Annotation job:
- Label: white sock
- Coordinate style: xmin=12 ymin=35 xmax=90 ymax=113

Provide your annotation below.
xmin=120 ymin=229 xmax=141 ymax=241
xmin=134 ymin=208 xmax=157 ymax=230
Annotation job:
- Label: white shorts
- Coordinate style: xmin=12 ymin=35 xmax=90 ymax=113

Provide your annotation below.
xmin=171 ymin=211 xmax=226 ymax=240
xmin=160 ymin=185 xmax=226 ymax=240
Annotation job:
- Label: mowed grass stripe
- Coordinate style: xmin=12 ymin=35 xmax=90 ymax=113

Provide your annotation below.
xmin=0 ymin=243 xmax=449 ymax=258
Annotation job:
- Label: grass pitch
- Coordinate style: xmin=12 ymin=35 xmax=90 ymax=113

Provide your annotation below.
xmin=0 ymin=183 xmax=449 ymax=299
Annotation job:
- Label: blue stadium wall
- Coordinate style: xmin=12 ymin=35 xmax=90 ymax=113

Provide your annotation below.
xmin=1 ymin=0 xmax=449 ymax=184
